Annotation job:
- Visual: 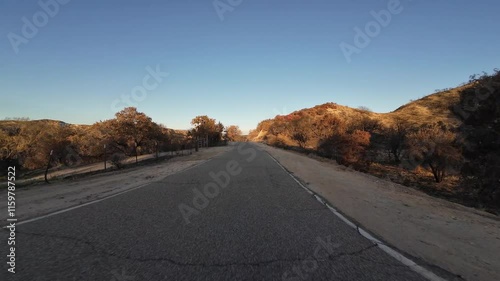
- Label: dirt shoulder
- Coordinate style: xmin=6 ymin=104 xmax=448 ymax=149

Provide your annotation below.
xmin=258 ymin=143 xmax=500 ymax=281
xmin=14 ymin=149 xmax=194 ymax=185
xmin=0 ymin=146 xmax=233 ymax=223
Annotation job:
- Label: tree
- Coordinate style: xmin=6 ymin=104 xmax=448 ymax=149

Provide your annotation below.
xmin=191 ymin=116 xmax=216 ymax=134
xmin=291 ymin=132 xmax=309 ymax=149
xmin=109 ymin=107 xmax=160 ymax=156
xmin=289 ymin=117 xmax=312 ymax=148
xmin=318 ymin=129 xmax=371 ymax=167
xmin=385 ymin=120 xmax=411 ymax=163
xmin=357 ymin=106 xmax=372 ymax=112
xmin=406 ymin=125 xmax=462 ymax=183
xmin=191 ymin=115 xmax=224 ymax=146
xmin=215 ymin=122 xmax=225 ymax=144
xmin=225 ymin=125 xmax=242 ymax=141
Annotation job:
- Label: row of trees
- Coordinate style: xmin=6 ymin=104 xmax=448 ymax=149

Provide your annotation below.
xmin=188 ymin=115 xmax=242 ymax=145
xmin=0 ymin=108 xmax=242 ymax=172
xmin=69 ymin=107 xmax=173 ymax=166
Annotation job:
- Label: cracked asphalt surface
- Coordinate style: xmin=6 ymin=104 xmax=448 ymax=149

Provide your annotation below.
xmin=1 ymin=143 xmax=431 ymax=281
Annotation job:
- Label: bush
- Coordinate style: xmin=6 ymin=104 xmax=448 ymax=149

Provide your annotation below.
xmin=291 ymin=132 xmax=309 ymax=148
xmin=319 ymin=130 xmax=371 ymax=167
xmin=270 ymin=136 xmax=288 ymax=149
xmin=384 ymin=121 xmax=412 ymax=163
xmin=405 ymin=125 xmax=462 ymax=183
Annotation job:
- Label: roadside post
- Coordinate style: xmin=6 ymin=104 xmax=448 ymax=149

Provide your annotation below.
xmin=135 ymin=143 xmax=138 ymax=164
xmin=104 ymin=144 xmax=107 ymax=170
xmin=44 ymin=150 xmax=53 ymax=184
xmin=155 ymin=141 xmax=159 ymax=159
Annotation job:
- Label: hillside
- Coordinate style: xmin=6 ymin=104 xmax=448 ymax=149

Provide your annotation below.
xmin=0 ymin=119 xmax=186 ymax=137
xmin=385 ymin=84 xmax=474 ymax=127
xmin=251 ymin=83 xmax=472 ymax=142
xmin=0 ymin=113 xmax=190 ymax=172
xmin=249 ymin=71 xmax=500 ymax=210
xmin=0 ymin=118 xmax=76 ymax=127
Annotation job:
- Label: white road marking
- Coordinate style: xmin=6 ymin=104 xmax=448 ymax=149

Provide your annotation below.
xmin=2 ymin=158 xmax=212 ymax=228
xmin=358 ymin=227 xmax=382 ymax=244
xmin=330 ymin=208 xmax=358 ymax=230
xmin=265 ymin=150 xmax=448 ymax=281
xmin=7 ymin=183 xmax=151 ymax=227
xmin=314 ymin=194 xmax=326 ymax=205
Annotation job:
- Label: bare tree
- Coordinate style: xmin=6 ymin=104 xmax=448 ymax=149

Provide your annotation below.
xmin=406 ymin=125 xmax=462 ymax=183
xmin=291 ymin=132 xmax=309 ymax=149
xmin=385 ymin=121 xmax=411 ymax=163
xmin=357 ymin=106 xmax=372 ymax=112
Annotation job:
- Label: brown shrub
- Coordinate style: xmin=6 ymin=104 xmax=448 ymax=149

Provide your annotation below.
xmin=267 ymin=135 xmax=288 ymax=149
xmin=319 ymin=130 xmax=371 ymax=167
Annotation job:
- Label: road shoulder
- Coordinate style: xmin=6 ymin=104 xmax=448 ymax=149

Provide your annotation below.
xmin=0 ymin=146 xmax=233 ymax=223
xmin=258 ymin=143 xmax=500 ymax=281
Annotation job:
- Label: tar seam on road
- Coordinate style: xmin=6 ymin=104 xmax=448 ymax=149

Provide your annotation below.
xmin=1 ymin=155 xmax=220 ymax=229
xmin=264 ymin=151 xmax=448 ymax=281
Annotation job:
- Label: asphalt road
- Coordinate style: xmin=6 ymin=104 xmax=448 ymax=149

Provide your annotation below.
xmin=2 ymin=143 xmax=432 ymax=281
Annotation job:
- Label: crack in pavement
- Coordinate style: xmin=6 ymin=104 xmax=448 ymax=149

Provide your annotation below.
xmin=13 ymin=229 xmax=378 ymax=268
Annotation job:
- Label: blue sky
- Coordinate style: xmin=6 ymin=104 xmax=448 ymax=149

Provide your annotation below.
xmin=1 ymin=0 xmax=499 ymax=132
